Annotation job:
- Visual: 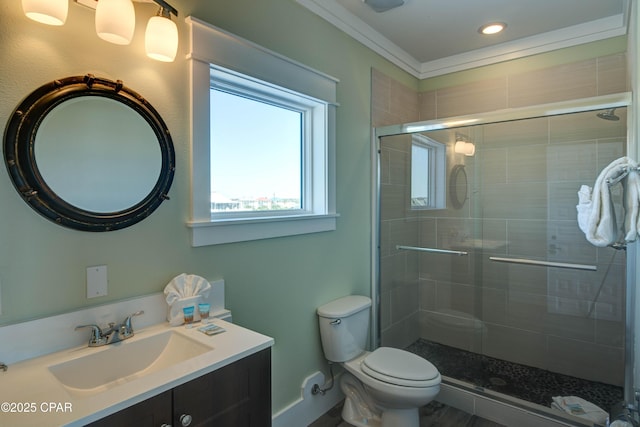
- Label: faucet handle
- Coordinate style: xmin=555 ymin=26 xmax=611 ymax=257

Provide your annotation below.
xmin=121 ymin=310 xmax=144 ymax=336
xmin=75 ymin=324 xmax=106 ymax=345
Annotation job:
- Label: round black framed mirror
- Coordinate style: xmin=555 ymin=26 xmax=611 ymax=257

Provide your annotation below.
xmin=449 ymin=164 xmax=468 ymax=210
xmin=3 ymin=74 xmax=175 ymax=231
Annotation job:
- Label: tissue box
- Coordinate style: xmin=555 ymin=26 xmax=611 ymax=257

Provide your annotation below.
xmin=168 ymin=295 xmax=202 ymax=326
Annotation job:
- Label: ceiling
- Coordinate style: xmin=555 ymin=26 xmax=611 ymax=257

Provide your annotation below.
xmin=296 ymin=0 xmax=629 ymax=78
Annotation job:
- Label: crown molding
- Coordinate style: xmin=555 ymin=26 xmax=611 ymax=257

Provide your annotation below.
xmin=297 ymin=0 xmax=628 ymax=79
xmin=418 ymin=15 xmax=626 ymax=78
xmin=296 ymin=0 xmax=423 ymax=76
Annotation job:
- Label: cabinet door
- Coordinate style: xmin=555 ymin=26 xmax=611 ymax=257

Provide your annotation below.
xmin=173 ymin=348 xmax=271 ymax=427
xmin=86 ymin=389 xmax=172 ymax=427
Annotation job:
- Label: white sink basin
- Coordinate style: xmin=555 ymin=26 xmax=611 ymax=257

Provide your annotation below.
xmin=48 ymin=330 xmax=212 ymax=396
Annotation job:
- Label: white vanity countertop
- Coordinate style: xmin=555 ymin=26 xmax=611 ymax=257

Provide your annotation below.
xmin=0 ymin=320 xmax=274 ymax=426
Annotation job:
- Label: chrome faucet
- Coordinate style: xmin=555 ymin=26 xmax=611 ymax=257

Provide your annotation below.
xmin=76 ymin=310 xmax=144 ymax=347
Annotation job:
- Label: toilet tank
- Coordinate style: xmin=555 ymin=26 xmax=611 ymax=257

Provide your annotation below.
xmin=317 ymin=295 xmax=371 ymax=362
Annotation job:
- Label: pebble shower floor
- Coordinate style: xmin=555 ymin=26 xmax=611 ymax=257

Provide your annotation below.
xmin=406 ymin=339 xmax=623 ymax=413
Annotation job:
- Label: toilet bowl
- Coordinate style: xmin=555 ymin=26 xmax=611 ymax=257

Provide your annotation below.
xmin=317 ymin=295 xmax=441 ymax=427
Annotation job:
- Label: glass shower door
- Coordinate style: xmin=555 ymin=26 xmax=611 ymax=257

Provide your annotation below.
xmin=377 ymin=107 xmax=627 ymax=414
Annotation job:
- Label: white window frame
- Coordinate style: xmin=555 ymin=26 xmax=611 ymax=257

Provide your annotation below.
xmin=410 ymin=134 xmax=446 ymax=210
xmin=186 ymin=17 xmax=339 ymax=246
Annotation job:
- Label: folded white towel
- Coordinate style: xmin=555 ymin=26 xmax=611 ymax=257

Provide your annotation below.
xmin=551 ymin=396 xmax=608 ymax=425
xmin=164 ymin=273 xmax=211 ymax=326
xmin=577 ymin=157 xmax=637 ymax=247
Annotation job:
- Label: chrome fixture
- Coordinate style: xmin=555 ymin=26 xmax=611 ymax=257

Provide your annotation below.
xmin=363 ymin=0 xmax=404 ymax=13
xmin=597 ymin=108 xmax=620 ymax=121
xmin=75 ymin=310 xmax=144 ymax=347
xmin=22 ymin=0 xmax=179 ymax=62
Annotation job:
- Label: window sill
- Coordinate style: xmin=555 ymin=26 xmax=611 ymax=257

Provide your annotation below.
xmin=187 ymin=213 xmax=339 ymax=246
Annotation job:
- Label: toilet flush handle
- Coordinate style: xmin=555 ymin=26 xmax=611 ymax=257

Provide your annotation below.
xmin=330 ymin=319 xmax=341 ymax=325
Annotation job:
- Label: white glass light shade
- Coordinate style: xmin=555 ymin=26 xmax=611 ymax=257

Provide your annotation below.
xmin=454 ymin=140 xmax=467 ymax=154
xmin=22 ymin=0 xmax=68 ymax=26
xmin=145 ymin=15 xmax=178 ymax=62
xmin=463 ymin=142 xmax=475 ymax=156
xmin=454 ymin=140 xmax=475 ymax=156
xmin=95 ymin=0 xmax=136 ymax=45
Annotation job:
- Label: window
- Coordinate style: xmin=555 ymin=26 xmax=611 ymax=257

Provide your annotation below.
xmin=410 ymin=134 xmax=446 ymax=209
xmin=187 ymin=17 xmax=338 ymax=246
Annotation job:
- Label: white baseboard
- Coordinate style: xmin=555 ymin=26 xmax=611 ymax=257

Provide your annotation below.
xmin=272 ymin=370 xmax=344 ymax=427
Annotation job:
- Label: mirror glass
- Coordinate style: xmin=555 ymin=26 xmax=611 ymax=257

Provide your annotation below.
xmin=36 ymin=97 xmax=161 ymax=213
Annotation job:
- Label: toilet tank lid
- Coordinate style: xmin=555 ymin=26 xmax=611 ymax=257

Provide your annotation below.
xmin=317 ymin=295 xmax=371 ymax=318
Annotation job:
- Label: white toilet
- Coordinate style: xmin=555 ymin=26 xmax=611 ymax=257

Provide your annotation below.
xmin=317 ymin=295 xmax=441 ymax=427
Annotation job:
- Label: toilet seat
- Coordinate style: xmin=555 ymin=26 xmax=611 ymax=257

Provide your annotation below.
xmin=361 ymin=347 xmax=440 ymax=388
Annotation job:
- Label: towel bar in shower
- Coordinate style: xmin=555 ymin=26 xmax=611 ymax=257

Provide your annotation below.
xmin=395 ymin=245 xmax=468 ymax=256
xmin=489 ymin=257 xmax=596 ymax=271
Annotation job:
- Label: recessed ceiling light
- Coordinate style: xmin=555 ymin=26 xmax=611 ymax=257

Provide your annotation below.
xmin=479 ymin=22 xmax=507 ymax=35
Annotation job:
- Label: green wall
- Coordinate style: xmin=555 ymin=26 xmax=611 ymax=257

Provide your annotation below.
xmin=0 ymin=0 xmax=413 ymax=413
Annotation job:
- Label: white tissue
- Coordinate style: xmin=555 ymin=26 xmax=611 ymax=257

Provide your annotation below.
xmin=164 ymin=273 xmax=211 ymax=304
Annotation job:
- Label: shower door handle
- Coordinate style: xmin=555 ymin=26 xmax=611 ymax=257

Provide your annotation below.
xmin=489 ymin=256 xmax=597 ymax=271
xmin=395 ymin=245 xmax=468 ymax=256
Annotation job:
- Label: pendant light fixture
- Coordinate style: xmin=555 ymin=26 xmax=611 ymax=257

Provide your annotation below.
xmin=22 ymin=0 xmax=180 ymax=62
xmin=22 ymin=0 xmax=68 ymax=26
xmin=144 ymin=2 xmax=179 ymax=62
xmin=95 ymin=0 xmax=136 ymax=45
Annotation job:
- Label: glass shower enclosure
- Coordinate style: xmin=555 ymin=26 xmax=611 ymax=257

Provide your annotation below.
xmin=373 ymin=94 xmax=632 ymax=423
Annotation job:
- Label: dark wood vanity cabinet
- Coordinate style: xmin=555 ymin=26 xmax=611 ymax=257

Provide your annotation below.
xmin=87 ymin=348 xmax=271 ymax=427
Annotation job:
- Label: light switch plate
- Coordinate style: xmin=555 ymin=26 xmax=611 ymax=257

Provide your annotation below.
xmin=87 ymin=265 xmax=108 ymax=298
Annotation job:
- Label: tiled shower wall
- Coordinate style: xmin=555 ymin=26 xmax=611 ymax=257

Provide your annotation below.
xmin=374 ymin=52 xmax=628 ymax=386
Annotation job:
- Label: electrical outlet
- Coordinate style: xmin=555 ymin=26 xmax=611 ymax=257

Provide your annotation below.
xmin=87 ymin=265 xmax=108 ymax=298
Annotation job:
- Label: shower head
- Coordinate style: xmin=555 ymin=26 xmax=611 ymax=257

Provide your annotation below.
xmin=597 ymin=108 xmax=620 ymax=121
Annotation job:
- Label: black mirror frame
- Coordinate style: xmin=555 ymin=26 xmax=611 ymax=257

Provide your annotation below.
xmin=3 ymin=74 xmax=175 ymax=232
xmin=449 ymin=164 xmax=468 ymax=210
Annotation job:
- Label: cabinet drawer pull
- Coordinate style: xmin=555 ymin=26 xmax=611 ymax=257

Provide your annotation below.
xmin=160 ymin=424 xmax=172 ymax=427
xmin=180 ymin=414 xmax=193 ymax=426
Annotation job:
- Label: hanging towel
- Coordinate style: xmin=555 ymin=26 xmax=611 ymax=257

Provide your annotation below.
xmin=164 ymin=273 xmax=211 ymax=326
xmin=551 ymin=396 xmax=608 ymax=425
xmin=622 ymin=167 xmax=640 ymax=242
xmin=577 ymin=156 xmax=637 ymax=247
